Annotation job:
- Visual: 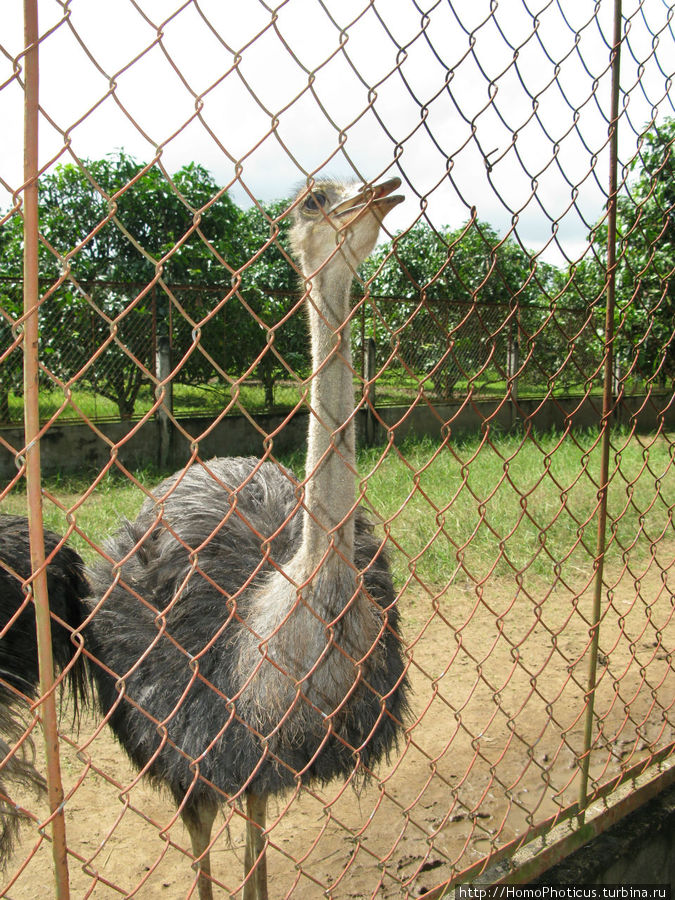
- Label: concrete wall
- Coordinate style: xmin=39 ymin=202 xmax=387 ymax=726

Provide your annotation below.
xmin=1 ymin=392 xmax=672 ymax=479
xmin=529 ymin=781 xmax=675 ymax=886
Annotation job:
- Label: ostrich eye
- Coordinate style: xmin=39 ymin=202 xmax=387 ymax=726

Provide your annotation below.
xmin=304 ymin=191 xmax=328 ymax=213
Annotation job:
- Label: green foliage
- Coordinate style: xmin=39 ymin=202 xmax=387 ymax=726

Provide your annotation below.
xmin=2 ymin=122 xmax=674 ymax=424
xmin=232 ymin=201 xmax=308 ymax=406
xmin=0 ymin=217 xmax=27 ymax=419
xmin=168 ymin=198 xmax=308 ymax=408
xmin=361 ymin=220 xmax=557 ymax=397
xmin=363 ymin=220 xmax=538 ymax=302
xmin=594 ymin=118 xmax=675 ymax=385
xmin=617 ymin=121 xmax=675 ymax=385
xmin=0 ymin=156 xmax=307 ymax=418
xmin=36 ymin=154 xmax=239 ymax=283
xmin=521 ymin=258 xmax=606 ymax=392
xmin=0 ymin=152 xmax=241 ymax=419
xmin=2 ymin=429 xmax=670 ymax=593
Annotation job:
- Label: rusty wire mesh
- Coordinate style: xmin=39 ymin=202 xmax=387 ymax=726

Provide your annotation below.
xmin=1 ymin=0 xmax=675 ymax=897
xmin=0 ymin=279 xmax=609 ymax=423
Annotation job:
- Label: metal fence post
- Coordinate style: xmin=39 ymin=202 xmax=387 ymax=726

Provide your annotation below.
xmin=364 ymin=336 xmax=377 ymax=445
xmin=155 ymin=288 xmax=173 ymax=468
xmin=578 ymin=0 xmax=623 ymax=821
xmin=508 ymin=311 xmax=520 ymax=428
xmin=22 ymin=2 xmax=71 ymax=895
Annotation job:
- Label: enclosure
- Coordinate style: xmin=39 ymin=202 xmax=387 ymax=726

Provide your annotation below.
xmin=0 ymin=0 xmax=674 ymax=897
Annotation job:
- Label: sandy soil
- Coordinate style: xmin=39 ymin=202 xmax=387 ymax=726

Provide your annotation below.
xmin=2 ymin=548 xmax=674 ymax=899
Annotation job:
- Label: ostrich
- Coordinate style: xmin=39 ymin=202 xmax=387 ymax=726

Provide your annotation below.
xmin=84 ymin=175 xmax=409 ymax=899
xmin=0 ymin=515 xmax=88 ymax=864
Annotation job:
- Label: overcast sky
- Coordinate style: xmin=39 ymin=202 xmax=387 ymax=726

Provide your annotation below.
xmin=1 ymin=0 xmax=674 ymax=266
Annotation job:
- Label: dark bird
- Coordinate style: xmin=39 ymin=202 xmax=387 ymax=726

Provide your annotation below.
xmin=84 ymin=175 xmax=409 ymax=900
xmin=0 ymin=515 xmax=88 ymax=865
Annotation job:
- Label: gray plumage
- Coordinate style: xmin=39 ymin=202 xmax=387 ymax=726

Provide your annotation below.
xmin=0 ymin=515 xmax=88 ymax=866
xmin=86 ymin=458 xmax=407 ymax=803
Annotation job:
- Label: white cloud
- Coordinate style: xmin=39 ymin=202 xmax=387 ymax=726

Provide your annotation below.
xmin=1 ymin=0 xmax=674 ymax=265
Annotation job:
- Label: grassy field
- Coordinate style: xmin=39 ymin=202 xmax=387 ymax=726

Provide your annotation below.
xmin=1 ymin=428 xmax=672 ymax=593
xmin=3 ymin=381 xmax=309 ymax=424
xmin=1 ymin=373 xmax=610 ymax=425
xmin=361 ymin=428 xmax=674 ymax=588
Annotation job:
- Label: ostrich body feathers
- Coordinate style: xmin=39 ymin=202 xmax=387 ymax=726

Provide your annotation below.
xmin=85 ymin=457 xmax=408 ymax=812
xmin=0 ymin=515 xmax=89 ymax=864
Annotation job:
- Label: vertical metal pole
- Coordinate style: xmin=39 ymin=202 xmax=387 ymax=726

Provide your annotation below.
xmin=364 ymin=336 xmax=377 ymax=445
xmin=578 ymin=0 xmax=622 ymax=821
xmin=156 ymin=336 xmax=173 ymax=467
xmin=155 ymin=289 xmax=173 ymax=468
xmin=360 ymin=300 xmax=366 ymax=379
xmin=22 ymin=3 xmax=71 ymax=895
xmin=508 ymin=309 xmax=520 ymax=429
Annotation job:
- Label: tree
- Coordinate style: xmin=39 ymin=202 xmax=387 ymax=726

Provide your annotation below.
xmin=0 ymin=215 xmax=25 ymax=421
xmin=233 ymin=200 xmax=309 ymax=407
xmin=609 ymin=118 xmax=675 ymax=387
xmin=0 ymin=152 xmax=241 ymax=419
xmin=361 ymin=220 xmax=550 ymax=397
xmin=536 ymin=257 xmax=606 ymax=393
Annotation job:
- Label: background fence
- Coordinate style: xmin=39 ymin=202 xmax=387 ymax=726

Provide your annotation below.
xmin=0 ymin=275 xmax=616 ymax=425
xmin=1 ymin=0 xmax=674 ymax=897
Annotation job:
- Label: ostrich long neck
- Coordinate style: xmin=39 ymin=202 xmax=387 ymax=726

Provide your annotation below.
xmin=302 ymin=261 xmax=356 ymax=567
xmin=241 ymin=256 xmax=373 ymax=705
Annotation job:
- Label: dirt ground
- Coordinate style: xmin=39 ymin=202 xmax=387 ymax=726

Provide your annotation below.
xmin=2 ymin=548 xmax=674 ymax=899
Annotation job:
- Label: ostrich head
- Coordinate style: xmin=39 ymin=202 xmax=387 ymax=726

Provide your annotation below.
xmin=289 ymin=176 xmax=404 ymax=277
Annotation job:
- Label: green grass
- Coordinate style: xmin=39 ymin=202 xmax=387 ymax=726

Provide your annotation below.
xmin=3 ymin=372 xmax=616 ymax=426
xmin=5 ymin=388 xmax=122 ymax=424
xmin=358 ymin=428 xmax=674 ymax=588
xmin=4 ymin=383 xmax=302 ymax=424
xmin=1 ymin=467 xmax=162 ymax=565
xmin=4 ymin=381 xmax=317 ymax=423
xmin=1 ymin=429 xmax=672 ymax=590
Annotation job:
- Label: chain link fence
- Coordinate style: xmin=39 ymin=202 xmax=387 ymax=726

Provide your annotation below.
xmin=1 ymin=1 xmax=674 ymax=897
xmin=0 ymin=277 xmax=625 ymax=424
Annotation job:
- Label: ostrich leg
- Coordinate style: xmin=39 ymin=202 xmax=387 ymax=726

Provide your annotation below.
xmin=183 ymin=801 xmax=217 ymax=900
xmin=244 ymin=792 xmax=268 ymax=900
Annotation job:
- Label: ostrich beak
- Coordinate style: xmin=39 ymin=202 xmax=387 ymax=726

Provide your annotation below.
xmin=329 ymin=177 xmax=404 ymax=225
